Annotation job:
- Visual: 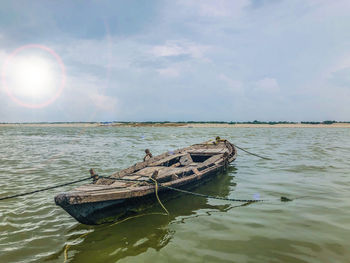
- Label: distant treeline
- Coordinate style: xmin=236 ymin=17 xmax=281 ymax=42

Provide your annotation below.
xmin=300 ymin=121 xmax=347 ymax=124
xmin=2 ymin=120 xmax=350 ymax=125
xmin=0 ymin=122 xmax=97 ymax=124
xmin=102 ymin=120 xmax=350 ymax=125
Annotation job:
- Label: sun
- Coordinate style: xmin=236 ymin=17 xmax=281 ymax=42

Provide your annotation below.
xmin=2 ymin=44 xmax=65 ymax=108
xmin=7 ymin=55 xmax=56 ymax=99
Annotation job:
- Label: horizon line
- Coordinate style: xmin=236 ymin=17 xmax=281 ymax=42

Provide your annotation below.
xmin=1 ymin=120 xmax=350 ymax=124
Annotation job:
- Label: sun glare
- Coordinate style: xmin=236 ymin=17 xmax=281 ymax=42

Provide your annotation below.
xmin=6 ymin=55 xmax=56 ymax=99
xmin=2 ymin=44 xmax=65 ymax=108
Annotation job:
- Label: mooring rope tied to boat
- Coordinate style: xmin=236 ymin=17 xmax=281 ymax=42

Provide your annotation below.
xmin=233 ymin=144 xmax=272 ymax=160
xmin=0 ymin=141 xmax=272 ymax=202
xmin=0 ymin=175 xmax=293 ymax=203
xmin=61 ymin=175 xmax=284 ymax=263
xmin=157 ymin=184 xmax=262 ymax=203
xmin=0 ymin=177 xmax=91 ymax=201
xmin=98 ymin=176 xmax=291 ymax=203
xmin=3 ymin=175 xmax=292 ymax=262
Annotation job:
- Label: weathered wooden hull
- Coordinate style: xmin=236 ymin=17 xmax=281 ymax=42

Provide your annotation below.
xmin=55 ymin=140 xmax=236 ymax=225
xmin=55 ymin=165 xmax=226 ymax=224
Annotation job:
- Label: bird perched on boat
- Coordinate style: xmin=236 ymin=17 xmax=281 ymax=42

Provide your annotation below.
xmin=143 ymin=149 xmax=153 ymax=161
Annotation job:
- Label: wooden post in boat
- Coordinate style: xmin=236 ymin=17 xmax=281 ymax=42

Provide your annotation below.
xmin=151 ymin=170 xmax=158 ymax=179
xmin=89 ymin=168 xmax=99 ymax=182
xmin=144 ymin=149 xmax=153 ymax=162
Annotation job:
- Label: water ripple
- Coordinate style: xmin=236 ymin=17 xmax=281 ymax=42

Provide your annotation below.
xmin=0 ymin=127 xmax=349 ymax=262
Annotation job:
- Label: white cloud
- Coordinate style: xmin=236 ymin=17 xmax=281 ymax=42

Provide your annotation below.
xmin=151 ymin=40 xmax=209 ymax=59
xmin=152 ymin=43 xmax=185 ymax=57
xmin=219 ymin=74 xmax=244 ymax=94
xmin=90 ymin=93 xmax=118 ymax=112
xmin=175 ymin=0 xmax=249 ymax=18
xmin=58 ymin=37 xmax=132 ymax=70
xmin=54 ymin=73 xmax=120 ymax=121
xmin=254 ymin=77 xmax=280 ymax=93
xmin=328 ymin=54 xmax=350 ymax=73
xmin=157 ymin=67 xmax=180 ymax=77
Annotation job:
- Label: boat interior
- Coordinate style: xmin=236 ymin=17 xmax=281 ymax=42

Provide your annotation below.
xmin=106 ymin=149 xmax=228 ymax=186
xmin=75 ymin=142 xmax=231 ymax=191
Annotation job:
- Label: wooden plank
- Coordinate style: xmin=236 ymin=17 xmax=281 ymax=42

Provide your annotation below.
xmin=149 ymin=153 xmax=182 ymax=166
xmin=110 ymin=181 xmax=127 ymax=187
xmin=187 ymin=149 xmax=206 ymax=154
xmin=75 ymin=185 xmax=111 ymax=191
xmin=192 ymin=168 xmax=201 ymax=176
xmin=134 ymin=167 xmax=165 ymax=176
xmin=157 ymin=167 xmax=187 ymax=178
xmin=122 ymin=175 xmax=141 ymax=180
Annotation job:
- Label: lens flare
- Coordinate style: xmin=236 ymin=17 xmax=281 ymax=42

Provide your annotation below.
xmin=1 ymin=44 xmax=66 ymax=108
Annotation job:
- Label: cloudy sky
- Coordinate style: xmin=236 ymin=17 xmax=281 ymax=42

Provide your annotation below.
xmin=1 ymin=0 xmax=350 ymax=122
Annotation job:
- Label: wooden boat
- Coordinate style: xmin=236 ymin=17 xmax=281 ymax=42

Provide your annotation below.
xmin=55 ymin=139 xmax=237 ymax=225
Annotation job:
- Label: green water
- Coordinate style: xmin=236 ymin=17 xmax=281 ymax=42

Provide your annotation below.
xmin=0 ymin=127 xmax=349 ymax=263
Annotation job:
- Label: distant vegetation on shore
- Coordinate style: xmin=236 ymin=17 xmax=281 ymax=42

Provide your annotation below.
xmin=101 ymin=120 xmax=349 ymax=125
xmin=1 ymin=120 xmax=349 ymax=125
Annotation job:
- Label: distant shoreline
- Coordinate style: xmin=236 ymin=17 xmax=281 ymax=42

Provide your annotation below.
xmin=1 ymin=122 xmax=350 ymax=128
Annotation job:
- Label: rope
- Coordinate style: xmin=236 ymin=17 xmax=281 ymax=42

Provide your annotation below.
xmin=63 ymin=211 xmax=169 ymax=262
xmin=109 ymin=212 xmax=168 ymax=227
xmin=63 ymin=231 xmax=91 ymax=263
xmin=150 ymin=177 xmax=170 ymax=215
xmin=0 ymin=174 xmax=291 ymax=204
xmin=99 ymin=176 xmax=265 ymax=203
xmin=158 ymin=184 xmax=263 ymax=203
xmin=1 ymin=142 xmax=271 ymax=202
xmin=63 ymin=180 xmax=170 ymax=263
xmin=233 ymin=144 xmax=272 ymax=160
xmin=0 ymin=175 xmax=147 ymax=201
xmin=0 ymin=177 xmax=91 ymax=201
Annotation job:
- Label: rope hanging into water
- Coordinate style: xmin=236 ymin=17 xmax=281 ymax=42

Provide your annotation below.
xmin=63 ymin=177 xmax=169 ymax=263
xmin=0 ymin=177 xmax=91 ymax=201
xmin=150 ymin=177 xmax=170 ymax=215
xmin=233 ymin=144 xmax=272 ymax=160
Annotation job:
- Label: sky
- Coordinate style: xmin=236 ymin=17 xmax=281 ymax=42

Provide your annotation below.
xmin=1 ymin=0 xmax=350 ymax=122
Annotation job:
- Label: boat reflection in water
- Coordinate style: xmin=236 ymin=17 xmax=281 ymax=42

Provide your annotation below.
xmin=50 ymin=166 xmax=249 ymax=262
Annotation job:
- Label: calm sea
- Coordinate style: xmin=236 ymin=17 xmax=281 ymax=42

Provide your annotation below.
xmin=0 ymin=127 xmax=349 ymax=263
